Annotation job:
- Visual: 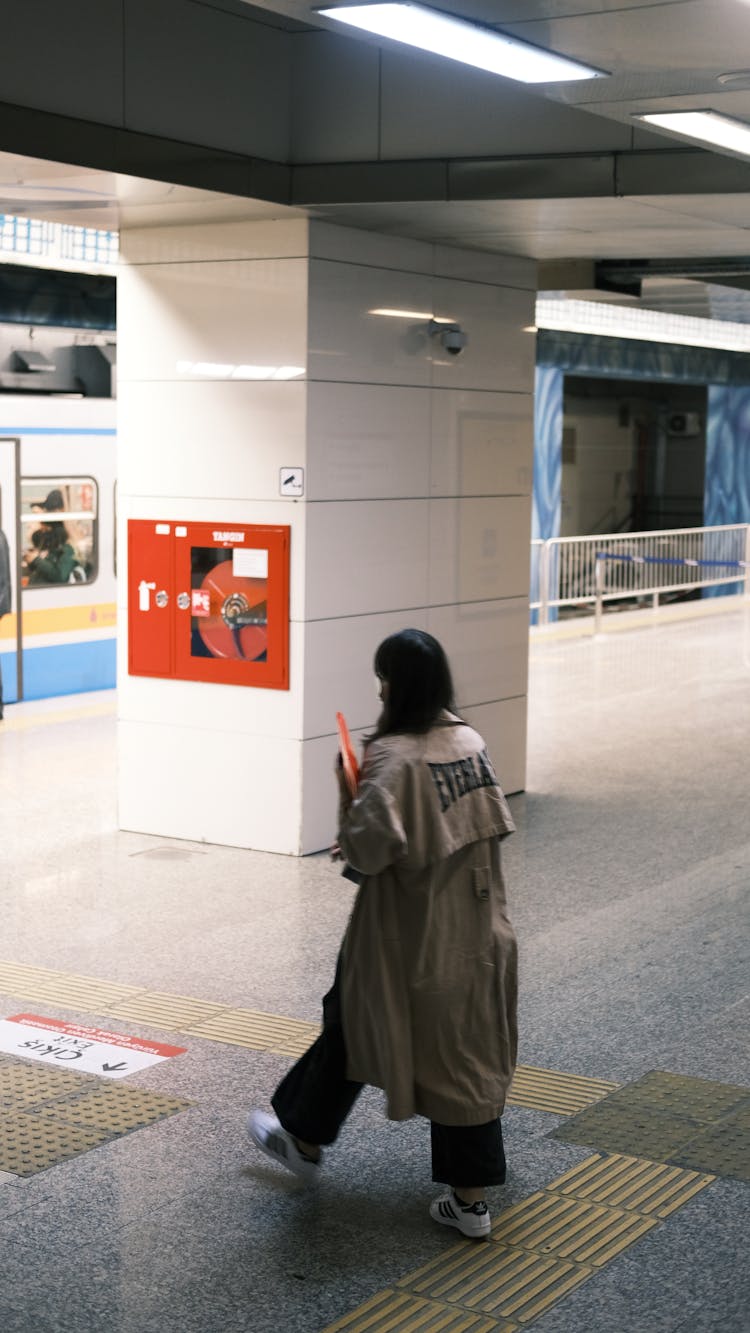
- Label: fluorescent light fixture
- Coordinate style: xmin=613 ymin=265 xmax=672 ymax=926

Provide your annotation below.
xmin=369 ymin=307 xmax=454 ymax=321
xmin=318 ymin=4 xmax=607 ymax=82
xmin=177 ymin=361 xmax=305 ymax=379
xmin=188 ymin=361 xmax=235 ymax=377
xmin=535 ymin=297 xmax=750 ymax=353
xmin=229 ymin=364 xmax=274 ymax=379
xmin=270 ymin=365 xmax=306 ymax=379
xmin=634 ymin=109 xmax=750 ymax=158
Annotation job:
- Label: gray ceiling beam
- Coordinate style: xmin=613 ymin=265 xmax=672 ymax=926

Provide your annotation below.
xmin=0 ymin=101 xmax=291 ymax=204
xmin=4 ymin=95 xmax=750 ymax=215
xmin=293 ymin=148 xmax=750 ymax=206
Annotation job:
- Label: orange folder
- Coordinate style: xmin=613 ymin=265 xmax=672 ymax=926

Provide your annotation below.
xmin=336 ymin=711 xmax=360 ymax=797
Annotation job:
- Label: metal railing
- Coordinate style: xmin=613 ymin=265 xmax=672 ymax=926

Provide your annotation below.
xmin=530 ymin=539 xmax=544 ymax=613
xmin=533 ymin=524 xmax=750 ymax=625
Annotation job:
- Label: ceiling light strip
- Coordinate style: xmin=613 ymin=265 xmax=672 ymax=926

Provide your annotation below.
xmin=368 ymin=307 xmax=454 ymax=322
xmin=634 ymin=110 xmax=750 ymax=158
xmin=318 ymin=4 xmax=606 ymax=83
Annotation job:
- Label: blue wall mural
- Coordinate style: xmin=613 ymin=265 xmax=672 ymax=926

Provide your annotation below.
xmin=536 ymin=329 xmax=742 ymax=387
xmin=705 ymin=385 xmax=750 ymax=595
xmin=535 ymin=331 xmax=750 ymax=577
xmin=705 ymin=385 xmax=750 ymax=525
xmin=532 ymin=365 xmax=563 ymax=543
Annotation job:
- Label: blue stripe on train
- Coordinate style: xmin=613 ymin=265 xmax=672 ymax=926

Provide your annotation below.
xmin=0 ymin=651 xmax=19 ymax=705
xmin=22 ymin=639 xmax=117 ymax=700
xmin=0 ymin=427 xmax=116 ymax=435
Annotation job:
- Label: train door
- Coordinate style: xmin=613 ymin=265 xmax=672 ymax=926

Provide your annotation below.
xmin=0 ymin=436 xmax=22 ymax=705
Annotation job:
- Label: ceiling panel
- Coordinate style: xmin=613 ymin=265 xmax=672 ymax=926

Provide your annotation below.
xmin=4 ymin=0 xmax=750 ymax=273
xmin=5 ymin=144 xmax=750 ymax=265
xmin=630 ymin=193 xmax=750 ymax=226
xmin=243 ymin=0 xmax=748 ymax=159
xmin=238 ymin=0 xmax=692 ymax=26
xmin=438 ymin=228 xmax=750 ymax=260
xmin=638 ymin=278 xmax=750 ymax=321
xmin=378 ymin=46 xmax=634 ymax=161
xmin=501 ymin=0 xmax=749 ymax=77
xmin=466 ymin=0 xmax=690 ymax=17
xmin=550 ymin=69 xmax=740 ymax=106
xmin=307 ymin=191 xmax=750 ymax=260
xmin=577 ymin=86 xmax=750 ymax=127
xmin=124 ymin=0 xmax=291 ymax=161
xmin=0 ymin=151 xmax=303 ymax=230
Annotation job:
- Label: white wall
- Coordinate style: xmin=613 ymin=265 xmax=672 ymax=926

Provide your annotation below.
xmin=117 ymin=217 xmax=535 ymax=856
xmin=561 ymin=402 xmax=636 ymax=536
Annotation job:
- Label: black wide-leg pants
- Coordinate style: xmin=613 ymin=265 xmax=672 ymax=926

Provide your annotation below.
xmin=271 ymin=961 xmax=507 ymax=1187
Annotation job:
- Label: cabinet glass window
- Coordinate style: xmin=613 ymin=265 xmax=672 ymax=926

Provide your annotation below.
xmin=189 ymin=545 xmax=268 ymax=662
xmin=20 ymin=478 xmax=98 ymax=587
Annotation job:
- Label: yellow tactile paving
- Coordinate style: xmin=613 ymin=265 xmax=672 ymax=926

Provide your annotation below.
xmin=0 ymin=1056 xmax=193 ymax=1177
xmin=0 ymin=1106 xmax=111 ymax=1175
xmin=552 ymin=1070 xmax=750 ymax=1182
xmin=0 ymin=960 xmax=728 ymax=1328
xmin=0 ymin=960 xmax=321 ymax=1060
xmin=184 ymin=1008 xmax=321 ymax=1059
xmin=0 ymin=1061 xmax=89 ymax=1108
xmin=0 ymin=960 xmax=139 ymax=1010
xmin=506 ymin=1065 xmax=618 ymax=1115
xmin=490 ymin=1192 xmax=659 ymax=1266
xmin=401 ymin=1245 xmax=592 ymax=1324
xmin=550 ymin=1152 xmax=716 ymax=1218
xmin=323 ymin=1288 xmax=510 ymax=1332
xmin=0 ymin=961 xmax=616 ymax=1111
xmin=107 ymin=992 xmax=229 ymax=1030
xmin=39 ymin=1084 xmax=192 ymax=1134
xmin=324 ymin=1152 xmax=717 ymax=1332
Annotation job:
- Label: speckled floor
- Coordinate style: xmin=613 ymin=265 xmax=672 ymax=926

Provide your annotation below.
xmin=0 ymin=604 xmax=748 ymax=1332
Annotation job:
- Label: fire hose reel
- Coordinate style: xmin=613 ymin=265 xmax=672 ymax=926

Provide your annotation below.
xmin=128 ymin=520 xmax=290 ymax=689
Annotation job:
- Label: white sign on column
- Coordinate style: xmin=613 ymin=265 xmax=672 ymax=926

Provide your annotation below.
xmin=279 ymin=467 xmax=304 ymax=498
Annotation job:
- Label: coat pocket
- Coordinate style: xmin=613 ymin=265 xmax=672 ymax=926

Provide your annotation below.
xmin=473 ymin=865 xmax=490 ymax=901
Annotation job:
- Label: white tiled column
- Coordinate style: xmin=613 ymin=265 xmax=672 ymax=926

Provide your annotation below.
xmin=301 ymin=223 xmax=536 ymax=852
xmin=116 ymin=217 xmax=535 ymax=856
xmin=116 ymin=220 xmax=310 ymax=855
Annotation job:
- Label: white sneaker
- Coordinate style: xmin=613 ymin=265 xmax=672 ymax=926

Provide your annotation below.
xmin=430 ymin=1190 xmax=491 ymax=1239
xmin=247 ymin=1109 xmax=321 ymax=1184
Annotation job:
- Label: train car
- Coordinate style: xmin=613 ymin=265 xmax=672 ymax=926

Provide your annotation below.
xmin=0 ymin=396 xmax=116 ymax=705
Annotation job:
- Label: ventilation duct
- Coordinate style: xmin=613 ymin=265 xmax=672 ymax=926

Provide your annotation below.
xmin=12 ymin=347 xmax=56 ymax=373
xmin=73 ymin=342 xmax=116 ymax=397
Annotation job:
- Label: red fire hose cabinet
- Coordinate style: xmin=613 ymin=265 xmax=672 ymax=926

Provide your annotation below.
xmin=128 ymin=520 xmax=290 ymax=689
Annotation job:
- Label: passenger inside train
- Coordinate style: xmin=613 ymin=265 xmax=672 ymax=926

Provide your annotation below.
xmin=21 ymin=485 xmax=90 ymax=586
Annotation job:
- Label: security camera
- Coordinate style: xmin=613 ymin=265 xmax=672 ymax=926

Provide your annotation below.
xmin=429 ymin=319 xmax=468 ymax=356
xmin=442 ymin=327 xmax=468 ymax=356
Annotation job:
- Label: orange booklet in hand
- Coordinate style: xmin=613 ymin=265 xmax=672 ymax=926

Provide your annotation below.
xmin=336 ymin=711 xmax=361 ymax=797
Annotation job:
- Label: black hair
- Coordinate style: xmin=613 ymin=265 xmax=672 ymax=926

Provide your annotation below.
xmin=37 ymin=520 xmax=69 ymax=550
xmin=369 ymin=628 xmax=455 ymax=740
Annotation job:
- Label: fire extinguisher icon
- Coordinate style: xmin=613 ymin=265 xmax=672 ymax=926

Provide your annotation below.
xmin=138 ymin=580 xmax=156 ymax=611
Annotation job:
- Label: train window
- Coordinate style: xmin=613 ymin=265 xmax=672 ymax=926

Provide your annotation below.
xmin=20 ymin=477 xmax=98 ymax=588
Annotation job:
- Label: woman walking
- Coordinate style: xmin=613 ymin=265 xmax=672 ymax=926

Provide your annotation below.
xmin=249 ymin=628 xmax=518 ymax=1238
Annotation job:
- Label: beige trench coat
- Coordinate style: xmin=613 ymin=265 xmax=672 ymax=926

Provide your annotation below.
xmin=337 ymin=712 xmax=518 ymax=1126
